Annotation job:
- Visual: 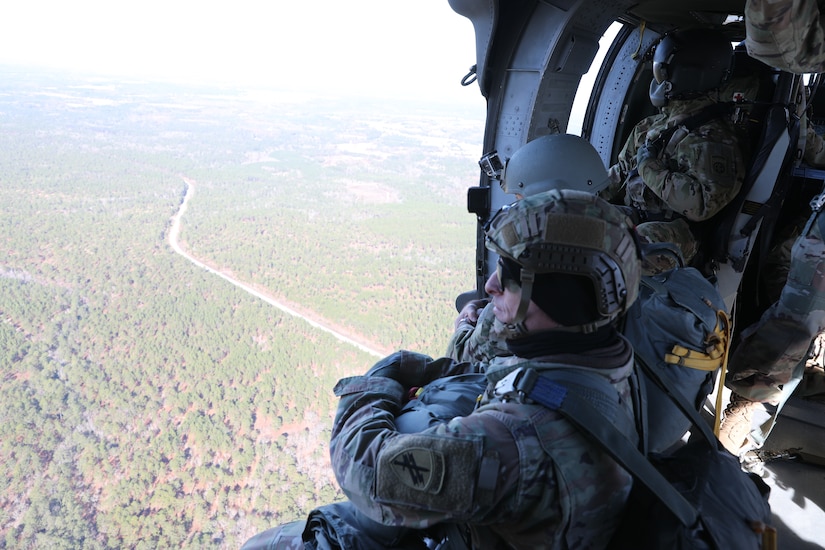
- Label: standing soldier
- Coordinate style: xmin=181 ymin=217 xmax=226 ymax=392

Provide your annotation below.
xmin=745 ymin=0 xmax=825 ymax=73
xmin=718 ymin=0 xmax=825 ymax=454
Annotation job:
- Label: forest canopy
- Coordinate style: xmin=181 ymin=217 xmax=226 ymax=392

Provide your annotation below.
xmin=0 ymin=69 xmax=483 ymax=548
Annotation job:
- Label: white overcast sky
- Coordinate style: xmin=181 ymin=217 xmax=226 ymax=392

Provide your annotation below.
xmin=0 ymin=0 xmax=481 ymax=103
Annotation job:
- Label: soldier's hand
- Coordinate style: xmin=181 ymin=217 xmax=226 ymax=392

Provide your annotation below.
xmin=455 ymin=299 xmax=488 ymax=330
xmin=365 ymin=351 xmax=452 ymax=388
xmin=636 ymin=139 xmax=663 ymax=167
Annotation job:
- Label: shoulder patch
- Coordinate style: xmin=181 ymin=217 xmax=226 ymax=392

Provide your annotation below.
xmin=375 ymin=433 xmax=483 ymax=514
xmin=388 ymin=446 xmax=445 ymax=493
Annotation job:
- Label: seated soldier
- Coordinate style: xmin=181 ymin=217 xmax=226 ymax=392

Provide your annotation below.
xmin=603 ymin=28 xmax=751 ymax=273
xmin=328 ymin=189 xmax=641 ymax=549
xmin=244 ymin=188 xmax=643 ymax=549
xmin=453 ymin=134 xmax=729 ymax=454
xmin=717 ymin=1 xmax=825 ymax=454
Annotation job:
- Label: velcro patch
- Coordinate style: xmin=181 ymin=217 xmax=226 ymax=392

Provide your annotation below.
xmin=376 ymin=433 xmax=482 ymax=514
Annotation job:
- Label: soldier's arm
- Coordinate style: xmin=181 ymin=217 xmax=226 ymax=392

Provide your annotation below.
xmin=637 ymin=132 xmax=745 ymax=221
xmin=329 ymin=375 xmax=518 ymax=528
xmin=746 ymin=0 xmax=825 ymax=73
xmin=601 ymin=116 xmax=658 ymax=202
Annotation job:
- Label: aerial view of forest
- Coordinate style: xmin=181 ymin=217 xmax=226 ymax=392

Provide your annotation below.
xmin=0 ymin=68 xmax=484 ymax=548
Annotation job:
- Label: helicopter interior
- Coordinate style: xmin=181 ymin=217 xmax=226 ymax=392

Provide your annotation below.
xmin=449 ymin=0 xmax=825 ymax=546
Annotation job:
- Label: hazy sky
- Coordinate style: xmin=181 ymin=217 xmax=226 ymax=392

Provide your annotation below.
xmin=0 ymin=0 xmax=481 ymax=103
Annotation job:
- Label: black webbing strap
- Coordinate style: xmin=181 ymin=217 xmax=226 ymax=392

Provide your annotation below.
xmin=708 ymin=72 xmax=799 ymax=264
xmin=520 ymin=368 xmax=700 ymax=527
xmin=633 ymin=352 xmax=719 ymax=445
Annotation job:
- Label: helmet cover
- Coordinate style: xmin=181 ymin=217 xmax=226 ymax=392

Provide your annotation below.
xmin=485 ymin=188 xmax=641 ymax=333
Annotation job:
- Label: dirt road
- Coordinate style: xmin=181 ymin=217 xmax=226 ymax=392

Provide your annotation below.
xmin=169 ymin=177 xmax=385 ymax=358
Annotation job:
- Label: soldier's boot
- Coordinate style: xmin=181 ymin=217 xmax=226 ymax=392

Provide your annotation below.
xmin=718 ymin=393 xmax=758 ymax=455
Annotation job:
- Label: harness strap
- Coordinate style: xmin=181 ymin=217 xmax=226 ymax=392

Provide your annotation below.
xmin=514 ymin=368 xmax=699 ymax=527
xmin=708 ymin=72 xmax=799 ymax=264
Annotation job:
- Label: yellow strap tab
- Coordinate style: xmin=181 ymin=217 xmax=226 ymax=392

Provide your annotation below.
xmin=712 ymin=310 xmax=732 ymax=437
xmin=663 ymin=352 xmax=721 ymax=371
xmin=664 ymin=310 xmax=731 ymax=371
xmin=662 ymin=310 xmax=732 ymax=436
xmin=761 ymin=525 xmax=778 ymax=550
xmin=630 ymin=21 xmax=647 ymax=60
xmin=747 ymin=521 xmax=777 ymax=550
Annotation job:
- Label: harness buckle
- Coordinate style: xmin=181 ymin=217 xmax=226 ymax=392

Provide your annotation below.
xmin=494 ymin=367 xmax=537 ymax=402
xmin=810 ymin=192 xmax=825 ymax=212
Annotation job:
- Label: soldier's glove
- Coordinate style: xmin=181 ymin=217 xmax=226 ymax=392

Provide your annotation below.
xmin=636 ymin=139 xmax=664 ymax=167
xmin=365 ymin=350 xmax=453 ymax=388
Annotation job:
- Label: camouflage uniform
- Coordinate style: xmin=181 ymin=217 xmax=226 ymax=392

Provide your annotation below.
xmin=727 ymin=5 xmax=825 ymax=406
xmin=745 ymin=0 xmax=825 ymax=73
xmin=727 ymin=219 xmax=825 ymax=405
xmin=726 ymin=146 xmax=825 ymax=405
xmin=327 ymin=190 xmax=641 ymax=549
xmin=330 ymin=346 xmax=635 ymax=550
xmin=604 ymin=94 xmax=748 ymax=271
xmin=241 ymin=178 xmax=643 ymax=550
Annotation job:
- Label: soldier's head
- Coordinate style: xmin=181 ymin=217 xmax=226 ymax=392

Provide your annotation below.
xmin=649 ymin=28 xmax=734 ymax=107
xmin=500 ymin=134 xmax=611 ymax=198
xmin=484 ymin=189 xmax=641 ymax=338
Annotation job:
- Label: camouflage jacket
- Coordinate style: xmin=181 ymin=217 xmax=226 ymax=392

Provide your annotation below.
xmin=605 ymin=95 xmax=747 ymax=222
xmin=746 ymin=0 xmax=825 ymax=73
xmin=330 ymin=340 xmax=636 ymax=549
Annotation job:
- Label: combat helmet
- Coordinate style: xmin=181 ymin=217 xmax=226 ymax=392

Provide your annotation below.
xmin=500 ymin=134 xmax=611 ymax=196
xmin=485 ymin=188 xmax=641 ymax=335
xmin=649 ymin=28 xmax=734 ymax=107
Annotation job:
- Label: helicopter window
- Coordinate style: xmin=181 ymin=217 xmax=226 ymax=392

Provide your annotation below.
xmin=568 ymin=21 xmax=622 ymax=136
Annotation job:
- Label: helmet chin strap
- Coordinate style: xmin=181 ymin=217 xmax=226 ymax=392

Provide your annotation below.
xmin=498 ymin=270 xmax=534 ymax=339
xmin=515 ymin=270 xmax=534 ymax=325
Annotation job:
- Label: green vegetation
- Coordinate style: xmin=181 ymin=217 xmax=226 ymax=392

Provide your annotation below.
xmin=0 ymin=69 xmax=483 ymax=548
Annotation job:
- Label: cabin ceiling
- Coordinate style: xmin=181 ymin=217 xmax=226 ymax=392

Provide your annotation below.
xmin=625 ymin=0 xmax=748 ymax=40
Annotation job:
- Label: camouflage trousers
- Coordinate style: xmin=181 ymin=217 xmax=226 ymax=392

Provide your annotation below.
xmin=727 ymin=209 xmax=825 ymax=404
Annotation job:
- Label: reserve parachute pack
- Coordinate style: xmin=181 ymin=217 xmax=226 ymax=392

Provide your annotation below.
xmin=621 ymin=267 xmax=730 ymax=452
